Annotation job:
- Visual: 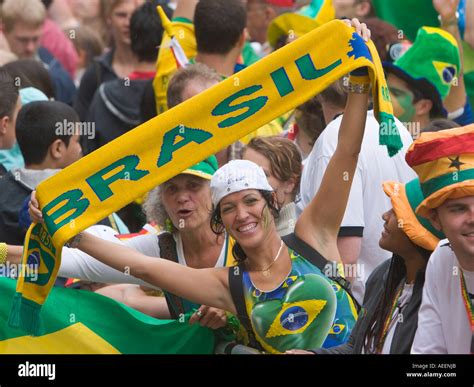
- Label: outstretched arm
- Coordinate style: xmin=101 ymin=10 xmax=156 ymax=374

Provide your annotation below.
xmin=70 ymin=232 xmax=236 ymax=315
xmin=295 ymin=19 xmax=370 ymax=262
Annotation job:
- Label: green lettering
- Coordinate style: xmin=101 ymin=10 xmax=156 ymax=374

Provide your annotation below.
xmin=157 ymin=125 xmax=212 ymax=167
xmin=212 ymin=85 xmax=268 ymax=128
xmin=43 ymin=189 xmax=89 ymax=236
xmin=86 ymin=155 xmax=149 ymax=202
xmin=271 ymin=68 xmax=294 ymax=97
xmin=296 ymin=54 xmax=342 ymax=80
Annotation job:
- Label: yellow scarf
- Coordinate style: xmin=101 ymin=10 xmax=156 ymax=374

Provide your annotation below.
xmin=9 ymin=20 xmax=401 ymax=334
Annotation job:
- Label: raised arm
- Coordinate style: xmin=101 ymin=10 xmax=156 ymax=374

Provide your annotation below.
xmin=71 ymin=232 xmax=236 ymax=315
xmin=295 ymin=73 xmax=369 ymax=261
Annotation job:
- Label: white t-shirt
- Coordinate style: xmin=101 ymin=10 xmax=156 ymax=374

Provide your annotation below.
xmin=411 ymin=240 xmax=474 ymax=354
xmin=58 ymin=225 xmax=228 ymax=288
xmin=298 ymin=111 xmax=416 ymax=303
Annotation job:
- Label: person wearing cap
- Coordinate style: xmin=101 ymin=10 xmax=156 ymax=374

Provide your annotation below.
xmin=27 ymin=21 xmax=373 ymax=354
xmin=24 ymin=155 xmax=237 ymax=329
xmin=18 ymin=65 xmax=240 ymax=331
xmin=384 ymin=23 xmax=472 ymax=133
xmin=288 ymin=178 xmax=444 ymax=354
xmin=405 ymin=125 xmax=474 ymax=354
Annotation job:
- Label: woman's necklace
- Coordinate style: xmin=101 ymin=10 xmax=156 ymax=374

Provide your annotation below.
xmin=250 ymin=240 xmax=284 ymax=277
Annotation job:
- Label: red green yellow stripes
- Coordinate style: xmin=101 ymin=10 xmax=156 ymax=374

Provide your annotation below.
xmin=409 ymin=154 xmax=474 ymax=183
xmin=406 ymin=126 xmax=474 ymax=167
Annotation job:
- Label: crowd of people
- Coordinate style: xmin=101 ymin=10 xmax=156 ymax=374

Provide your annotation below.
xmin=0 ymin=0 xmax=473 ymax=355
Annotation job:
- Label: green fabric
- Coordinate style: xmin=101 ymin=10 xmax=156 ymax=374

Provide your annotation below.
xmin=421 ymin=169 xmax=474 ymax=200
xmin=463 ymin=42 xmax=474 ymax=108
xmin=1 ymin=278 xmax=215 ymax=354
xmin=405 ymin=179 xmax=446 ymax=240
xmin=182 ymin=155 xmax=218 ymax=179
xmin=171 ymin=17 xmax=193 ymax=24
xmin=372 ymin=0 xmax=439 ymax=42
xmin=242 ymin=42 xmax=260 ymax=66
xmin=299 ymin=0 xmax=324 ymax=18
xmin=393 ymin=27 xmax=460 ymax=100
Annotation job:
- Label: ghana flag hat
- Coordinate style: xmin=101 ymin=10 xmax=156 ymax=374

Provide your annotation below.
xmin=181 ymin=155 xmax=218 ymax=180
xmin=405 ymin=124 xmax=474 ymax=218
xmin=384 ymin=26 xmax=461 ymax=117
xmin=383 ymin=178 xmax=445 ymax=251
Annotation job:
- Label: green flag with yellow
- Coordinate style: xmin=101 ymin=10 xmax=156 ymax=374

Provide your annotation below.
xmin=0 ymin=278 xmax=214 ymax=354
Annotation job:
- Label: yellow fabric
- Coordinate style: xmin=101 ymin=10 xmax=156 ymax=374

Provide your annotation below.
xmin=153 ymin=19 xmax=196 ymax=114
xmin=413 ymin=153 xmax=474 ymax=183
xmin=383 ymin=181 xmax=440 ymax=251
xmin=416 ymin=183 xmax=474 ymax=218
xmin=14 ymin=20 xmax=400 ymax=327
xmin=314 ymin=0 xmax=335 ymax=25
xmin=0 ymin=323 xmax=120 ymax=354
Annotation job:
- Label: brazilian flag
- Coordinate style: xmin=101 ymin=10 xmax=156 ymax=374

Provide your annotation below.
xmin=0 ymin=278 xmax=214 ymax=354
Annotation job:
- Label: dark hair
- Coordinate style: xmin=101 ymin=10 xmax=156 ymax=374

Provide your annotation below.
xmin=294 ymin=97 xmax=326 ymax=144
xmin=130 ymin=1 xmax=170 ymax=62
xmin=2 ymin=59 xmax=55 ymax=99
xmin=15 ymin=101 xmax=78 ymax=165
xmin=210 ymin=190 xmax=280 ymax=263
xmin=319 ymin=78 xmax=348 ymax=109
xmin=363 ymin=246 xmax=431 ymax=353
xmin=194 ymin=0 xmax=246 ymax=55
xmin=0 ymin=68 xmax=19 ymax=118
xmin=422 ymin=118 xmax=460 ymax=133
xmin=167 ymin=63 xmax=221 ymax=108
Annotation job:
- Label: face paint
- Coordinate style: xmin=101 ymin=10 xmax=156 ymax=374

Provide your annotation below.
xmin=390 ymin=86 xmax=416 ymax=123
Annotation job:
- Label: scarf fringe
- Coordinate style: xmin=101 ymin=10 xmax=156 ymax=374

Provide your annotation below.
xmin=8 ymin=292 xmax=42 ymax=336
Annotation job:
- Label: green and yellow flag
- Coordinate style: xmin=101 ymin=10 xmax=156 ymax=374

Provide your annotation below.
xmin=1 ymin=278 xmax=214 ymax=354
xmin=10 ymin=20 xmax=402 ymax=335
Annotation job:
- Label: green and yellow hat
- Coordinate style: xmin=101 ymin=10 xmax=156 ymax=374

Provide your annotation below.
xmin=384 ymin=26 xmax=461 ymax=117
xmin=383 ymin=178 xmax=445 ymax=251
xmin=405 ymin=124 xmax=474 ymax=217
xmin=181 ymin=155 xmax=218 ymax=180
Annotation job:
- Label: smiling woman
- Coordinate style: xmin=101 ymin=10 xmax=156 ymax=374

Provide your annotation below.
xmin=27 ymin=17 xmax=373 ymax=355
